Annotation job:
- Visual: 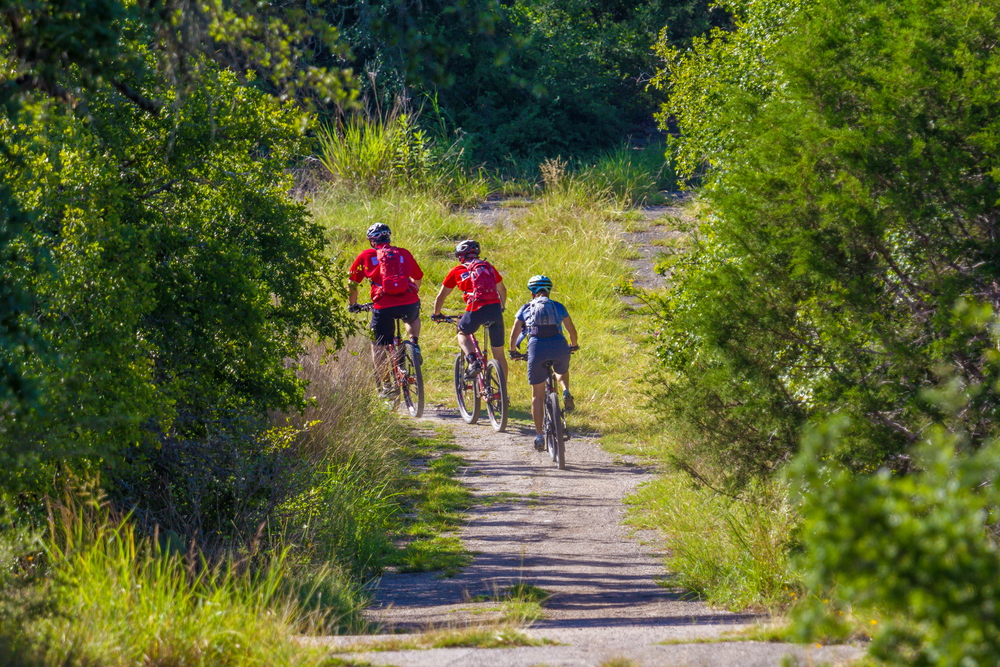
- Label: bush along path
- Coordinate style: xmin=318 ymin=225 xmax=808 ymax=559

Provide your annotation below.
xmin=316 ymin=405 xmax=863 ymax=666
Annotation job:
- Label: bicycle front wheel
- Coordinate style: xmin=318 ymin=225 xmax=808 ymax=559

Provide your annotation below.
xmin=484 ymin=359 xmax=508 ymax=433
xmin=547 ymin=391 xmax=565 ymax=469
xmin=401 ymin=341 xmax=424 ymax=418
xmin=454 ymin=353 xmax=480 ymax=424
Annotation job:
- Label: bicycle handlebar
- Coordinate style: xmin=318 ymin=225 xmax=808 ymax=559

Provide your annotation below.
xmin=432 ymin=314 xmax=459 ymax=324
xmin=510 ymin=346 xmax=578 ymax=361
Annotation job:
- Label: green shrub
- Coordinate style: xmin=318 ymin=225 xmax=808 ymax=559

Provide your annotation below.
xmin=648 ymin=0 xmax=1000 ymax=485
xmin=582 ymin=144 xmax=678 ymax=205
xmin=791 ymin=417 xmax=1000 ymax=663
xmin=2 ymin=62 xmax=354 ymax=498
xmin=317 ymin=106 xmax=489 ymax=206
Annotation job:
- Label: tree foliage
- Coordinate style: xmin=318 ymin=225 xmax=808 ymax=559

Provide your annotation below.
xmin=791 ymin=307 xmax=1000 ymax=665
xmin=650 ymin=0 xmax=1000 ymax=485
xmin=1 ymin=1 xmax=356 ymax=496
xmin=327 ymin=0 xmax=730 ymax=161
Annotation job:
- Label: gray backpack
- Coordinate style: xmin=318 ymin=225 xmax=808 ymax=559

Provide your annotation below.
xmin=523 ymin=297 xmax=561 ymax=336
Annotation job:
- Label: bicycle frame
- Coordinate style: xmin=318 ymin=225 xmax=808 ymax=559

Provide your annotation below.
xmin=438 ymin=315 xmax=492 ymax=395
xmin=436 ymin=313 xmax=507 ymax=431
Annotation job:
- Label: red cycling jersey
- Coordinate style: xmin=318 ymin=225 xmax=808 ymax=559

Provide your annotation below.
xmin=349 ymin=246 xmax=423 ymax=308
xmin=442 ymin=262 xmax=503 ymax=312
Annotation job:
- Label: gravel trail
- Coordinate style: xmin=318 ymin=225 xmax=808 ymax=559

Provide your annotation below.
xmin=320 ymin=406 xmax=862 ymax=666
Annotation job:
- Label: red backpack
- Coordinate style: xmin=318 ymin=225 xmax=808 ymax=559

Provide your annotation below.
xmin=374 ymin=245 xmax=412 ymax=299
xmin=464 ymin=259 xmax=500 ymax=307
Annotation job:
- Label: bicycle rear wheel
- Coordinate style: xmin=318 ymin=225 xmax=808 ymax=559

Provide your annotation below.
xmin=400 ymin=341 xmax=424 ymax=418
xmin=483 ymin=359 xmax=508 ymax=433
xmin=547 ymin=392 xmax=565 ymax=469
xmin=454 ymin=353 xmax=480 ymax=424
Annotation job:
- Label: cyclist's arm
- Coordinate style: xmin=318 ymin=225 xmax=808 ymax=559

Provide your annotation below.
xmin=432 ymin=285 xmax=453 ymax=316
xmin=562 ymin=315 xmax=578 ymax=347
xmin=509 ymin=319 xmax=523 ymax=351
xmin=412 ymin=278 xmax=422 ymax=291
xmin=497 ymin=280 xmax=507 ymax=310
xmin=348 ymin=283 xmax=358 ymax=307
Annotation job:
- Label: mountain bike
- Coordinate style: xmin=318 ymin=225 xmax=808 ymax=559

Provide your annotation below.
xmin=433 ymin=314 xmax=508 ymax=432
xmin=511 ymin=347 xmax=576 ymax=470
xmin=356 ymin=304 xmax=423 ymax=418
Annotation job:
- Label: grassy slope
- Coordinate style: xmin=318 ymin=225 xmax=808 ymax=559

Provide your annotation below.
xmin=312 ymin=184 xmax=655 ymax=444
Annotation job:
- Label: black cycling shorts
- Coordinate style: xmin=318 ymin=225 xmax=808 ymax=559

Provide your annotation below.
xmin=526 ymin=334 xmax=571 ymax=385
xmin=457 ymin=302 xmax=504 ymax=348
xmin=371 ymin=302 xmax=420 ymax=346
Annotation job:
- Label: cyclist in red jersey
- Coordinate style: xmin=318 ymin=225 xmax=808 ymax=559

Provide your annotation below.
xmin=348 ymin=223 xmax=423 ymax=396
xmin=431 ymin=239 xmax=508 ymax=381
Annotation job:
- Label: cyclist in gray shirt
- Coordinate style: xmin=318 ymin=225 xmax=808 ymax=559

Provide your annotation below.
xmin=508 ymin=275 xmax=579 ymax=451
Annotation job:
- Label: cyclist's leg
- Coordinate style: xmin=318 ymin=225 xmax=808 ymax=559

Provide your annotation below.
xmin=526 ymin=337 xmax=551 ymax=435
xmin=402 ymin=307 xmax=421 ymax=341
xmin=457 ymin=332 xmax=477 ymax=357
xmin=530 ymin=381 xmax=546 ymax=434
xmin=554 ymin=370 xmax=570 ymax=391
xmin=456 ymin=310 xmax=479 ymax=358
xmin=398 ymin=302 xmax=422 ymax=357
xmin=484 ymin=308 xmax=508 ymax=378
xmin=550 ymin=338 xmax=573 ymax=409
xmin=370 ymin=307 xmax=396 ymax=385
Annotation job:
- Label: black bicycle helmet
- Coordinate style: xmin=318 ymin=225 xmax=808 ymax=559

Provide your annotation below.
xmin=366 ymin=222 xmax=391 ymax=243
xmin=455 ymin=239 xmax=481 ymax=260
xmin=527 ymin=275 xmax=553 ymax=294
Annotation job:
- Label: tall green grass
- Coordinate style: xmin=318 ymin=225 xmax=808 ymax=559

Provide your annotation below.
xmin=582 ymin=144 xmax=678 ymax=205
xmin=626 ymin=473 xmax=798 ymax=610
xmin=318 ymin=109 xmax=489 ymax=207
xmin=278 ymin=337 xmax=407 ymax=580
xmin=0 ymin=492 xmax=331 ymax=667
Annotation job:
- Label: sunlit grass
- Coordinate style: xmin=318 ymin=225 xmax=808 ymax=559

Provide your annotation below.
xmin=3 ymin=499 xmax=331 ymax=667
xmin=625 ymin=473 xmax=798 ymax=611
xmin=333 ymin=622 xmax=553 ymax=652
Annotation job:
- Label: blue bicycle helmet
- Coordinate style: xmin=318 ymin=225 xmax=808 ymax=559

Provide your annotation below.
xmin=366 ymin=222 xmax=391 ymax=243
xmin=527 ymin=275 xmax=553 ymax=294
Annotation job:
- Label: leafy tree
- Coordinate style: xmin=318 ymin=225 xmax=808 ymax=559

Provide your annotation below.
xmin=0 ymin=0 xmax=357 ymax=499
xmin=325 ymin=0 xmax=729 ymax=161
xmin=650 ymin=0 xmax=1000 ymax=485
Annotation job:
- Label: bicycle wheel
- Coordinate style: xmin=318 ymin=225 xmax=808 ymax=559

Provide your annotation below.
xmin=548 ymin=391 xmax=565 ymax=469
xmin=454 ymin=353 xmax=480 ymax=424
xmin=543 ymin=393 xmax=557 ymax=461
xmin=483 ymin=359 xmax=508 ymax=433
xmin=400 ymin=341 xmax=424 ymax=418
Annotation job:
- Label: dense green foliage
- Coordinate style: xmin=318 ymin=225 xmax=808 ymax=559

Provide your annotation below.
xmin=0 ymin=0 xmax=366 ymax=549
xmin=791 ymin=309 xmax=1000 ymax=664
xmin=651 ymin=0 xmax=1000 ymax=486
xmin=2 ymin=68 xmax=353 ymax=495
xmin=333 ymin=0 xmax=729 ymax=161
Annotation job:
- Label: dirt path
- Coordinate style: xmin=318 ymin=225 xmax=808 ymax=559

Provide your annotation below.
xmin=321 ymin=407 xmax=861 ymax=666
